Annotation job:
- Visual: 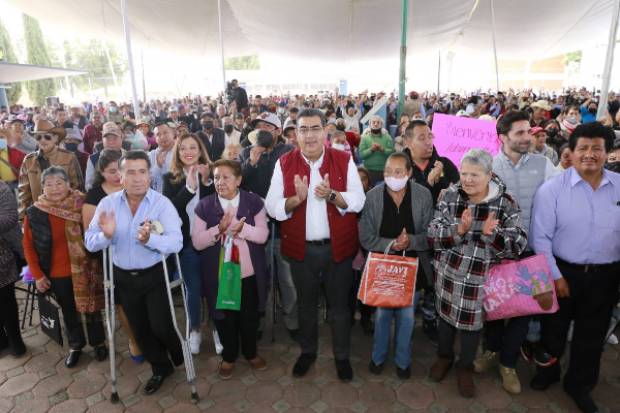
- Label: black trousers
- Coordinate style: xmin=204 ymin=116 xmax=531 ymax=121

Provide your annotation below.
xmin=288 ymin=244 xmax=353 ymax=360
xmin=0 ymin=283 xmax=24 ymax=350
xmin=484 ymin=316 xmax=530 ymax=368
xmin=49 ymin=277 xmax=105 ymax=350
xmin=214 ymin=276 xmax=259 ymax=363
xmin=540 ymin=260 xmax=620 ymax=395
xmin=438 ymin=318 xmax=481 ymax=368
xmin=115 ymin=264 xmax=183 ymax=375
xmin=349 ymin=269 xmax=375 ymax=323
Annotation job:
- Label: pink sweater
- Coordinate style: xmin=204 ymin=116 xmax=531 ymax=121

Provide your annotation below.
xmin=192 ymin=206 xmax=269 ymax=278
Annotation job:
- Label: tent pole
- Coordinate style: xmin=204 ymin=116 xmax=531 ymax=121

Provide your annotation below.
xmin=437 ymin=50 xmax=441 ymax=96
xmin=102 ymin=41 xmax=119 ymax=88
xmin=490 ymin=0 xmax=500 ymax=92
xmin=597 ymin=0 xmax=620 ymax=120
xmin=0 ymin=87 xmax=7 ymax=107
xmin=141 ymin=50 xmax=146 ymax=103
xmin=217 ymin=0 xmax=226 ymax=98
xmin=397 ymin=0 xmax=409 ymax=120
xmin=120 ymin=0 xmax=140 ymax=117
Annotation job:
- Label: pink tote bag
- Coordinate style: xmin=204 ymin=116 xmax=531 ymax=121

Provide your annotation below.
xmin=483 ymin=254 xmax=559 ymax=321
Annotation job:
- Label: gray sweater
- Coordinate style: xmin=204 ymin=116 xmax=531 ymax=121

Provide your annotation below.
xmin=358 ymin=180 xmax=434 ymax=284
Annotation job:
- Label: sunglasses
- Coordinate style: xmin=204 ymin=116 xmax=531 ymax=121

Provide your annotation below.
xmin=34 ymin=134 xmax=55 ymax=141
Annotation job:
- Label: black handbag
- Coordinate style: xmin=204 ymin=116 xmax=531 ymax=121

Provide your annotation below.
xmin=37 ymin=292 xmax=63 ymax=346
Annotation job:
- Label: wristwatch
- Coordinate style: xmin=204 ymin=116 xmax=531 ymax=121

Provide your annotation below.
xmin=328 ymin=190 xmax=338 ymax=202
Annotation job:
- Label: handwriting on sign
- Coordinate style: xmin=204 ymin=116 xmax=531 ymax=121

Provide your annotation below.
xmin=432 ymin=113 xmax=501 ymax=169
xmin=483 ymin=277 xmax=516 ymax=313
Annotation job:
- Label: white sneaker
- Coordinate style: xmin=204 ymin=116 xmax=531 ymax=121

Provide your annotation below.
xmin=607 ymin=333 xmax=618 ymax=345
xmin=189 ymin=331 xmax=202 ymax=355
xmin=213 ymin=329 xmax=223 ymax=355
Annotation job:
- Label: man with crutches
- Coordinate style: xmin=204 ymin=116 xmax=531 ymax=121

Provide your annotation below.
xmin=85 ymin=150 xmax=189 ymax=396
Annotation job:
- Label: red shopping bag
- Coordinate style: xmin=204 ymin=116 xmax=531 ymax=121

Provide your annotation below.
xmin=357 ymin=244 xmax=418 ymax=308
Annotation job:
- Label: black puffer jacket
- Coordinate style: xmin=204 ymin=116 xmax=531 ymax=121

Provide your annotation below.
xmin=25 ymin=206 xmax=52 ymax=278
xmin=0 ymin=182 xmax=23 ymax=288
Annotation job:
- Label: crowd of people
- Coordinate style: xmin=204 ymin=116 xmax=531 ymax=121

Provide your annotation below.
xmin=0 ymin=82 xmax=619 ymax=413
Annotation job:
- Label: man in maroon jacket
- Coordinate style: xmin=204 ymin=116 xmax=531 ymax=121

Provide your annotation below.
xmin=82 ymin=112 xmax=104 ymax=154
xmin=265 ymin=109 xmax=366 ymax=382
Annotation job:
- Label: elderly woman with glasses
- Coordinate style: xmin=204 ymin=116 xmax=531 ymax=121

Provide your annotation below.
xmin=23 ymin=166 xmax=106 ymax=368
xmin=427 ymin=149 xmax=527 ymax=398
xmin=18 ymin=119 xmax=84 ymax=218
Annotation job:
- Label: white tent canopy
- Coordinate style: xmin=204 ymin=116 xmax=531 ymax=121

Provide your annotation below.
xmin=0 ymin=62 xmax=87 ymax=83
xmin=8 ymin=0 xmax=618 ymax=61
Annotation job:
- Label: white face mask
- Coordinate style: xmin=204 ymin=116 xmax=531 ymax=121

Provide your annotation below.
xmin=567 ymin=116 xmax=578 ymax=125
xmin=384 ymin=176 xmax=409 ymax=192
xmin=332 ymin=143 xmax=345 ymax=151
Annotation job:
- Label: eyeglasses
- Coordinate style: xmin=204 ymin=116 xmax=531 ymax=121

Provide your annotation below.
xmin=297 ymin=126 xmax=323 ymax=136
xmin=35 ymin=134 xmax=55 ymax=141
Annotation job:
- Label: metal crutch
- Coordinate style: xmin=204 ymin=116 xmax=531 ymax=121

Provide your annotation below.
xmin=270 ymin=220 xmax=279 ymax=343
xmin=102 ymin=246 xmax=119 ymax=403
xmin=161 ymin=253 xmax=199 ymax=403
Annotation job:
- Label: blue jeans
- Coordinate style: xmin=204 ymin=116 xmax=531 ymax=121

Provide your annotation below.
xmin=372 ymin=291 xmax=421 ymax=369
xmin=180 ymin=245 xmax=202 ymax=330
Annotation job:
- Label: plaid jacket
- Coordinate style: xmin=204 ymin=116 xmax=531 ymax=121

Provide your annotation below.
xmin=428 ymin=175 xmax=527 ymax=331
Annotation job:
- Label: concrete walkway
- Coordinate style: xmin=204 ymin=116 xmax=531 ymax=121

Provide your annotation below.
xmin=1 ymin=286 xmax=619 ymax=413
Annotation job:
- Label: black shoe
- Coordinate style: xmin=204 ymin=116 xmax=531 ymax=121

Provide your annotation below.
xmin=396 ymin=365 xmax=411 ymax=380
xmin=287 ymin=328 xmax=300 ymax=342
xmin=423 ymin=320 xmax=438 ymax=346
xmin=93 ymin=344 xmax=108 ymax=362
xmin=292 ymin=353 xmax=317 ymax=377
xmin=368 ymin=360 xmax=384 ymax=375
xmin=360 ymin=319 xmax=374 ymax=336
xmin=10 ymin=340 xmax=26 ymax=357
xmin=533 ymin=348 xmax=558 ymax=367
xmin=65 ymin=349 xmax=82 ymax=368
xmin=335 ymin=359 xmax=353 ymax=382
xmin=564 ymin=386 xmax=600 ymax=413
xmin=143 ymin=370 xmax=173 ymax=395
xmin=530 ymin=364 xmax=561 ymax=390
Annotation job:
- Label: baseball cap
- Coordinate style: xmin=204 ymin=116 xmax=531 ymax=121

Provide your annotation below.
xmin=529 ymin=126 xmax=545 ymax=135
xmin=283 ymin=119 xmax=295 ymax=132
xmin=102 ymin=121 xmax=121 ymax=137
xmin=251 ymin=112 xmax=281 ymax=129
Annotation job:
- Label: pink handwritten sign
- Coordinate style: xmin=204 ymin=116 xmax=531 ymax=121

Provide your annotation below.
xmin=431 ymin=113 xmax=501 ymax=169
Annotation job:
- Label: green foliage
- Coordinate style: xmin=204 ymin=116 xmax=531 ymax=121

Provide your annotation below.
xmin=23 ymin=14 xmax=57 ymax=105
xmin=564 ymin=50 xmax=582 ymax=66
xmin=63 ymin=39 xmax=127 ymax=91
xmin=224 ymin=55 xmax=260 ymax=70
xmin=0 ymin=18 xmax=21 ymax=104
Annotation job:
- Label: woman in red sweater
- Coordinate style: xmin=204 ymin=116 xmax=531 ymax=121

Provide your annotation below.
xmin=23 ymin=166 xmax=106 ymax=368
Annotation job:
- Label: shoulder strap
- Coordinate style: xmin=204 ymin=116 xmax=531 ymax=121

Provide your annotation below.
xmin=0 ymin=155 xmax=19 ymax=177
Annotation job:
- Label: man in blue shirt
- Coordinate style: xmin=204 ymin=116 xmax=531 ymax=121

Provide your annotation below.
xmin=530 ymin=122 xmax=620 ymax=413
xmin=579 ymin=98 xmax=598 ymax=124
xmin=85 ymin=150 xmax=184 ymax=396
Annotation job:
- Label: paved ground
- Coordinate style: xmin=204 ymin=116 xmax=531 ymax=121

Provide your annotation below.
xmin=1 ymin=285 xmax=619 ymax=413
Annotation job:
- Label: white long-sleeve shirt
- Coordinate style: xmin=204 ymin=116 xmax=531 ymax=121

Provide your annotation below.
xmin=265 ymin=151 xmax=365 ymax=241
xmin=148 ymin=148 xmax=173 ymax=193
